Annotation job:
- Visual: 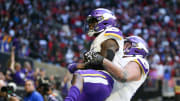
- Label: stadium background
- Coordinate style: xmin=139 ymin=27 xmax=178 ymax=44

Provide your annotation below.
xmin=0 ymin=0 xmax=179 ymax=101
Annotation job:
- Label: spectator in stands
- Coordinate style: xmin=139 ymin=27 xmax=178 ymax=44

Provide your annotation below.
xmin=39 ymin=68 xmax=46 ymax=80
xmin=24 ymin=80 xmax=44 ymax=101
xmin=5 ymin=47 xmax=15 ymax=82
xmin=0 ymin=79 xmax=6 ymax=101
xmin=0 ymin=72 xmax=5 ymax=82
xmin=175 ymin=68 xmax=180 ymax=77
xmin=43 ymin=83 xmax=60 ymax=101
xmin=9 ymin=96 xmax=20 ymax=101
xmin=0 ymin=81 xmax=21 ymax=101
xmin=22 ymin=62 xmax=34 ymax=81
xmin=12 ymin=63 xmax=25 ymax=86
xmin=48 ymin=76 xmax=63 ymax=101
xmin=34 ymin=68 xmax=46 ymax=89
xmin=5 ymin=46 xmax=25 ymax=86
xmin=61 ymin=72 xmax=71 ymax=98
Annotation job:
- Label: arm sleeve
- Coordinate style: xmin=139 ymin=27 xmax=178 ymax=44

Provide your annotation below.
xmin=106 ymin=49 xmax=115 ymax=61
xmin=64 ymin=86 xmax=81 ymax=101
xmin=100 ymin=39 xmax=118 ymax=61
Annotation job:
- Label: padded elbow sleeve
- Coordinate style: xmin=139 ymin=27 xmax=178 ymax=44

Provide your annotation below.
xmin=106 ymin=49 xmax=115 ymax=61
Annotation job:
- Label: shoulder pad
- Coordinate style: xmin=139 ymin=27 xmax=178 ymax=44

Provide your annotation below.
xmin=104 ymin=27 xmax=123 ymax=40
xmin=133 ymin=58 xmax=149 ymax=75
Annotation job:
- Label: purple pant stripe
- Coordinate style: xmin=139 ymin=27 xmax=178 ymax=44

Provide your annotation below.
xmin=76 ymin=69 xmax=114 ymax=88
xmin=81 ymin=75 xmax=106 ymax=79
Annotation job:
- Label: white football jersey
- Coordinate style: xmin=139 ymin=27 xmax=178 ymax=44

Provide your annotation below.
xmin=90 ymin=27 xmax=124 ymax=59
xmin=106 ymin=55 xmax=149 ymax=101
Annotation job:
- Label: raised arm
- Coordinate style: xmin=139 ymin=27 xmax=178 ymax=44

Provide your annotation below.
xmin=10 ymin=47 xmax=15 ymax=73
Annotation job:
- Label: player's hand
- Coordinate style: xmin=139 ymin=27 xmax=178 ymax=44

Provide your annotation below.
xmin=83 ymin=51 xmax=104 ymax=65
xmin=68 ymin=63 xmax=78 ymax=73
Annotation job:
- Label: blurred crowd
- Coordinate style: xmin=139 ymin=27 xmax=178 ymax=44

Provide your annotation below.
xmin=0 ymin=47 xmax=70 ymax=101
xmin=0 ymin=0 xmax=179 ymax=100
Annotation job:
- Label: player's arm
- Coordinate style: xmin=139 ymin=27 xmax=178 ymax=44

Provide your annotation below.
xmin=83 ymin=52 xmax=142 ymax=82
xmin=68 ymin=63 xmax=85 ymax=73
xmin=100 ymin=39 xmax=119 ymax=61
xmin=64 ymin=74 xmax=83 ymax=101
xmin=103 ymin=58 xmax=142 ymax=82
xmin=68 ymin=39 xmax=118 ymax=73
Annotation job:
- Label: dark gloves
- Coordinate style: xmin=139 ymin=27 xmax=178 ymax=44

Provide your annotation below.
xmin=83 ymin=51 xmax=104 ymax=66
xmin=68 ymin=51 xmax=105 ymax=73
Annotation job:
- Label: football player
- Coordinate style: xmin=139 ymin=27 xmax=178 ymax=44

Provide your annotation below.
xmin=65 ymin=8 xmax=124 ymax=101
xmin=84 ymin=36 xmax=149 ymax=101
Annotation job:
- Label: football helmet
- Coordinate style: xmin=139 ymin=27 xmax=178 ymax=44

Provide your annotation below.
xmin=86 ymin=8 xmax=117 ymax=37
xmin=124 ymin=36 xmax=149 ymax=58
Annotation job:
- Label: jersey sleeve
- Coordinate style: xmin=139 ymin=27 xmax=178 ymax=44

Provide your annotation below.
xmin=90 ymin=27 xmax=124 ymax=57
xmin=133 ymin=58 xmax=149 ymax=75
xmin=64 ymin=86 xmax=81 ymax=101
xmin=104 ymin=28 xmax=123 ymax=41
xmin=103 ymin=28 xmax=124 ymax=57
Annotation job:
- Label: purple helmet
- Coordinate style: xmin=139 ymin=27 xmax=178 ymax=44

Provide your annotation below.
xmin=86 ymin=8 xmax=117 ymax=36
xmin=124 ymin=36 xmax=149 ymax=58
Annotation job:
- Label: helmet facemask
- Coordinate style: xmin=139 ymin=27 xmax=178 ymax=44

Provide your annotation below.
xmin=86 ymin=16 xmax=99 ymax=37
